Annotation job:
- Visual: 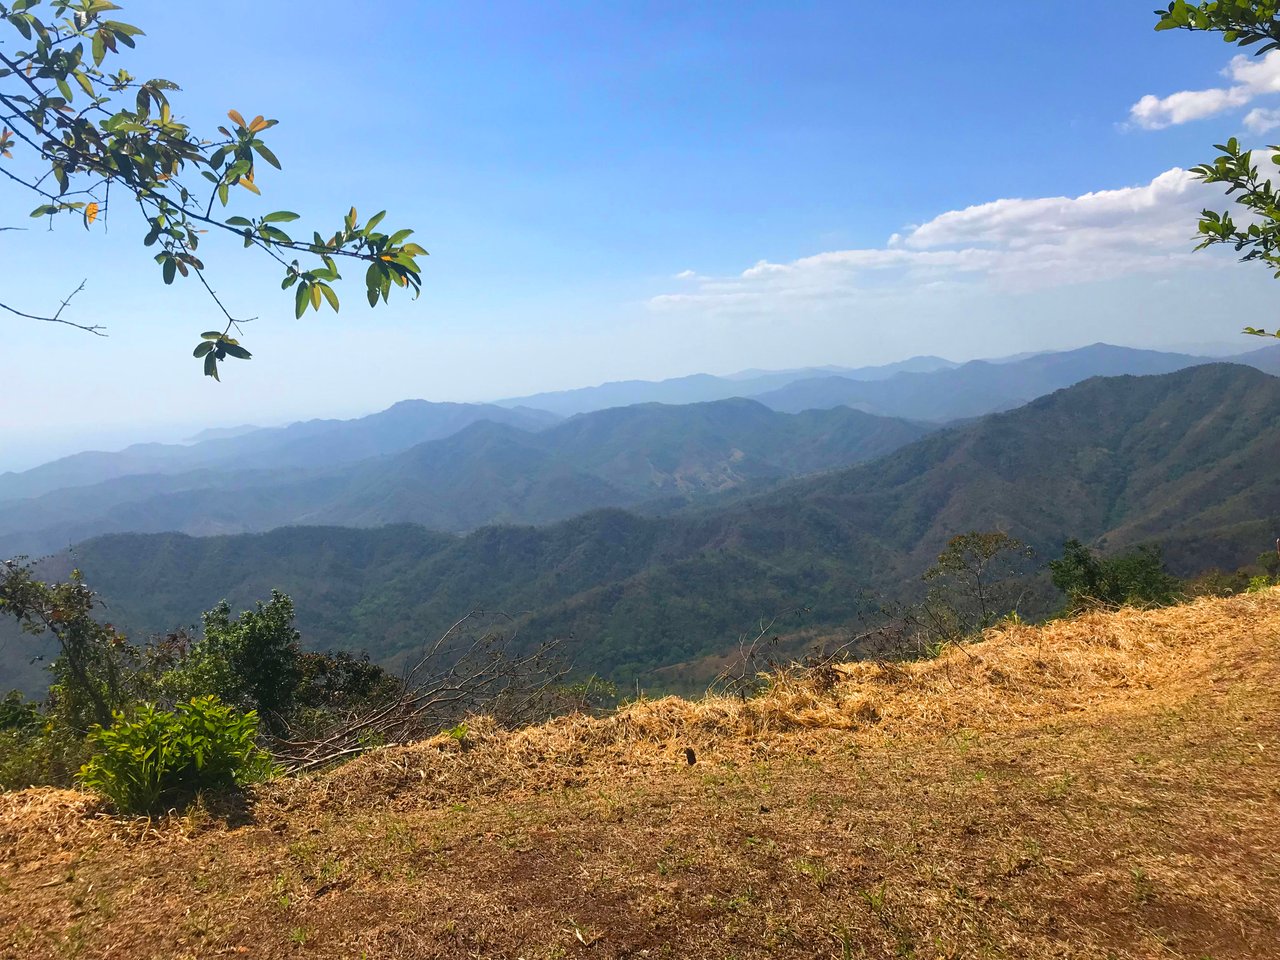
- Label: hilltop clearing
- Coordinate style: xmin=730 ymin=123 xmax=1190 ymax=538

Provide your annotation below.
xmin=3 ymin=591 xmax=1278 ymax=958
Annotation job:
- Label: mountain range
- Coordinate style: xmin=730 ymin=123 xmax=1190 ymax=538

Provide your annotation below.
xmin=493 ymin=355 xmax=959 ymax=417
xmin=23 ymin=362 xmax=1275 ymax=695
xmin=0 ymin=402 xmax=932 ymax=558
xmin=4 ymin=342 xmax=1278 ymax=560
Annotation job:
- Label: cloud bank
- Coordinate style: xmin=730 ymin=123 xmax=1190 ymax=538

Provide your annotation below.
xmin=1129 ymin=50 xmax=1280 ymax=130
xmin=651 ymin=168 xmax=1218 ymax=315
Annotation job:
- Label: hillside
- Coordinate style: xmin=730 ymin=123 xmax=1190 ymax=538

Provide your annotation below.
xmin=0 ymin=401 xmax=931 ymax=558
xmin=35 ymin=363 xmax=1280 ymax=691
xmin=4 ymin=591 xmax=1278 ymax=958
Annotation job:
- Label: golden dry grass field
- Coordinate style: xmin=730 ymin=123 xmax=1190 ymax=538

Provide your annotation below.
xmin=3 ymin=590 xmax=1279 ymax=959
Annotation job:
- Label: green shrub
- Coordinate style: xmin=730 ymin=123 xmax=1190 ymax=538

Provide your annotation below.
xmin=1050 ymin=539 xmax=1181 ymax=611
xmin=78 ymin=695 xmax=276 ymax=814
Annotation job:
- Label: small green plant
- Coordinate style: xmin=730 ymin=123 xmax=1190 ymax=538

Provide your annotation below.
xmin=1247 ymin=574 xmax=1275 ymax=593
xmin=445 ymin=721 xmax=469 ymax=742
xmin=79 ymin=695 xmax=276 ymax=814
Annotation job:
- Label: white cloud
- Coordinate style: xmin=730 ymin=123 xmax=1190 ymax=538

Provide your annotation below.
xmin=1244 ymin=107 xmax=1280 ymax=134
xmin=1129 ymin=50 xmax=1280 ymax=129
xmin=649 ymin=168 xmax=1222 ymax=315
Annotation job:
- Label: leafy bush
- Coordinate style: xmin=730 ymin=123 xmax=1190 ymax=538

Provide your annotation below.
xmin=159 ymin=592 xmax=303 ymax=733
xmin=79 ymin=695 xmax=276 ymax=814
xmin=1050 ymin=539 xmax=1181 ymax=611
xmin=0 ymin=691 xmax=89 ymax=790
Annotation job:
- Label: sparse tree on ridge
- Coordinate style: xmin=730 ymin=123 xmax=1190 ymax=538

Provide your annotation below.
xmin=921 ymin=530 xmax=1035 ymax=638
xmin=0 ymin=0 xmax=426 ymax=377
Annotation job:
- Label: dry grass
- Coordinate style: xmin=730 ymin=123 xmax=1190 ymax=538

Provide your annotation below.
xmin=3 ymin=590 xmax=1279 ymax=958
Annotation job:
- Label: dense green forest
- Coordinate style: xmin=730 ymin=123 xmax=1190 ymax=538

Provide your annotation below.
xmin=10 ymin=363 xmax=1273 ymax=692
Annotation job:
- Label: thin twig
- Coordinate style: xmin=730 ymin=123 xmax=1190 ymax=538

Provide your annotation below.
xmin=0 ymin=280 xmax=104 ymax=335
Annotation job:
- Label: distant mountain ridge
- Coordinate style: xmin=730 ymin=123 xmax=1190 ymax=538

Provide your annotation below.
xmin=0 ymin=401 xmax=560 ymax=503
xmin=0 ymin=400 xmax=933 ymax=557
xmin=9 ymin=343 xmax=1276 ymax=509
xmin=492 ymin=356 xmax=958 ymax=417
xmin=752 ymin=342 xmax=1280 ymax=420
xmin=33 ymin=363 xmax=1279 ymax=694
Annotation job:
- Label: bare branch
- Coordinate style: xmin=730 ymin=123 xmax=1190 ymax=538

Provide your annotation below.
xmin=269 ymin=610 xmax=568 ymax=774
xmin=0 ymin=280 xmax=105 ymax=335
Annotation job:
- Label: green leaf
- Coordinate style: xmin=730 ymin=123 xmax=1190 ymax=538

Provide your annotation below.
xmin=162 ymin=257 xmax=176 ymax=285
xmin=319 ymin=283 xmax=339 ymax=312
xmin=200 ymin=331 xmax=223 ymax=339
xmin=221 ymin=342 xmax=252 ymax=360
xmin=193 ymin=342 xmax=214 ymax=358
xmin=294 ymin=282 xmax=310 ymax=319
xmin=251 ymin=141 xmax=281 ymax=170
xmin=203 ymin=352 xmax=219 ymax=380
xmin=262 ymin=211 xmax=299 ymax=224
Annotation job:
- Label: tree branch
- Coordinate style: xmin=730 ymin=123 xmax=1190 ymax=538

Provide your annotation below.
xmin=0 ymin=280 xmax=104 ymax=335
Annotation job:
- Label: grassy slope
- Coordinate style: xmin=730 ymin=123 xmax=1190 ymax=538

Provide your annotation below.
xmin=3 ymin=591 xmax=1280 ymax=958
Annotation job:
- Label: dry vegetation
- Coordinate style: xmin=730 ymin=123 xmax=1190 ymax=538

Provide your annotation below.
xmin=3 ymin=591 xmax=1280 ymax=959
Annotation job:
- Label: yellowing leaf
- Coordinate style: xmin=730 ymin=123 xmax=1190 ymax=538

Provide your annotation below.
xmin=85 ymin=202 xmax=99 ymax=226
xmin=248 ymin=115 xmax=268 ymax=133
xmin=227 ymin=109 xmax=247 ymax=129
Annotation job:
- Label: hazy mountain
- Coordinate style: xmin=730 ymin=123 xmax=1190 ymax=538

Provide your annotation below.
xmin=183 ymin=425 xmax=262 ymax=443
xmin=1223 ymin=342 xmax=1280 ymax=376
xmin=0 ymin=400 xmax=933 ymax=557
xmin=752 ymin=343 xmax=1224 ymax=419
xmin=38 ymin=364 xmax=1278 ymax=692
xmin=0 ymin=401 xmax=560 ymax=503
xmin=492 ymin=356 xmax=959 ymax=417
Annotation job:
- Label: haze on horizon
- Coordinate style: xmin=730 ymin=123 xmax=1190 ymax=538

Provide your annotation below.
xmin=4 ymin=1 xmax=1279 ymax=470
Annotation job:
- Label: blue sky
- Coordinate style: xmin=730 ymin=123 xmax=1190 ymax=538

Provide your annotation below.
xmin=3 ymin=1 xmax=1280 ymax=468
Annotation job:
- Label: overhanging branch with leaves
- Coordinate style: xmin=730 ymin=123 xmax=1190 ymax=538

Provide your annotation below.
xmin=0 ymin=0 xmax=426 ymax=377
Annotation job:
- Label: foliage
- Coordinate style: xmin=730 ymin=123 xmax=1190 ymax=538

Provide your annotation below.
xmin=922 ymin=531 xmax=1035 ymax=635
xmin=161 ymin=591 xmax=302 ymax=732
xmin=0 ymin=688 xmax=38 ymax=729
xmin=1155 ymin=2 xmax=1280 ymax=337
xmin=295 ymin=649 xmax=401 ymax=712
xmin=1259 ymin=546 xmax=1280 ymax=577
xmin=287 ymin=649 xmax=404 ymax=738
xmin=1050 ymin=539 xmax=1182 ymax=611
xmin=0 ymin=558 xmax=133 ymax=729
xmin=78 ymin=694 xmax=275 ymax=813
xmin=0 ymin=689 xmax=85 ymax=788
xmin=18 ymin=366 xmax=1277 ymax=693
xmin=0 ymin=0 xmax=424 ymax=374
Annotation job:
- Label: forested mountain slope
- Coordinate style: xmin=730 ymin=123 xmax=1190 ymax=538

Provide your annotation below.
xmin=27 ymin=364 xmax=1276 ymax=691
xmin=0 ymin=401 xmax=931 ymax=558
